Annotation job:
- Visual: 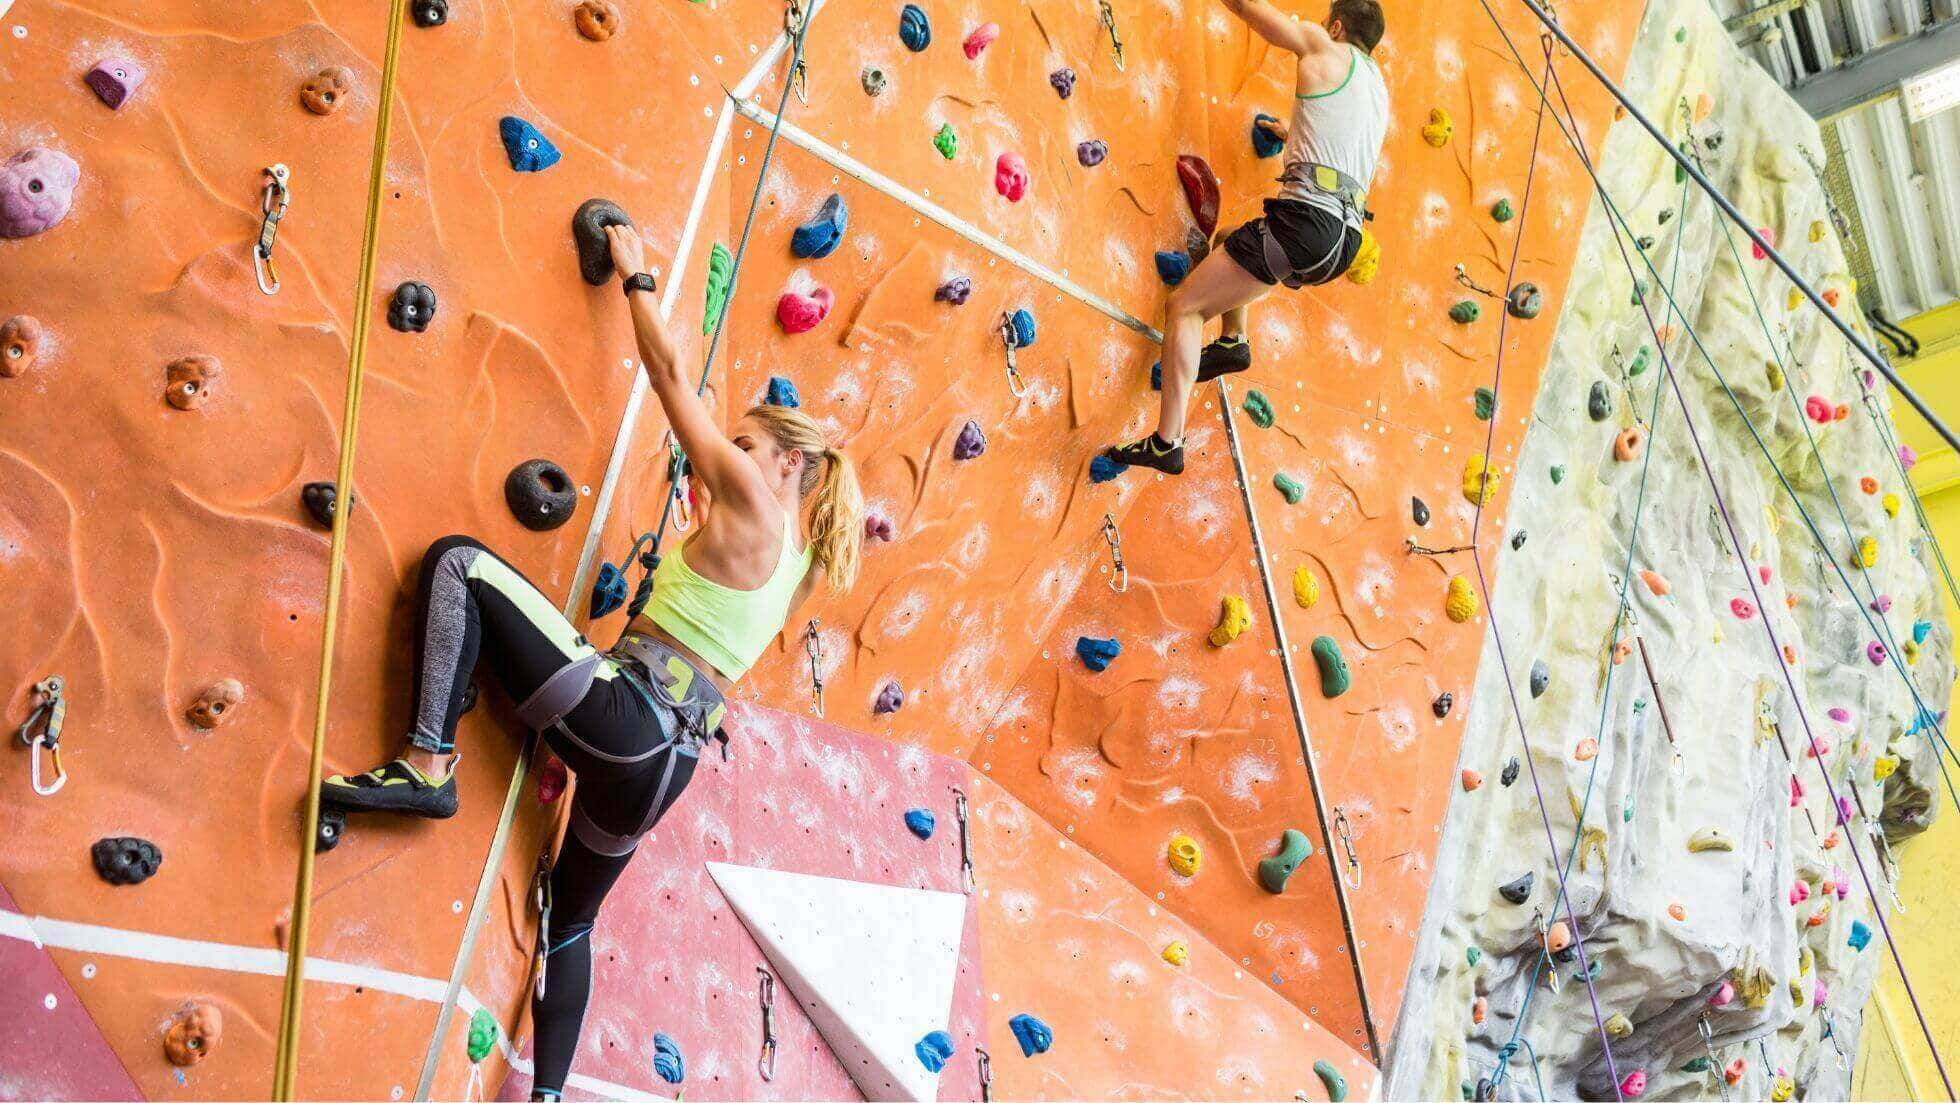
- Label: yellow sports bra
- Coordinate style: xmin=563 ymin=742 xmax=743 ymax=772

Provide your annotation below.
xmin=641 ymin=510 xmax=811 ymax=680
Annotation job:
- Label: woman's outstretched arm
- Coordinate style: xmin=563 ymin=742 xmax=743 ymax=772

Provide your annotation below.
xmin=605 ymin=225 xmax=770 ymax=511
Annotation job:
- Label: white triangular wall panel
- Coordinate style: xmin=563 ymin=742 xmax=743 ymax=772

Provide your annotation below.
xmin=706 ymin=862 xmax=968 ymax=1102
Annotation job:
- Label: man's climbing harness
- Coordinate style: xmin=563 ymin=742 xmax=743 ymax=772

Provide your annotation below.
xmin=1332 ymin=807 xmax=1360 ymax=890
xmin=254 ymin=164 xmax=291 ymax=296
xmin=756 ymin=965 xmax=779 ymax=1081
xmin=14 ymin=675 xmax=67 ymax=796
xmin=1100 ymin=513 xmax=1128 ymax=593
xmin=1098 ymin=0 xmax=1125 ymax=71
xmin=998 ymin=312 xmax=1030 ymax=399
xmin=953 ymin=786 xmax=976 ymax=892
xmin=804 ymin=619 xmax=825 ymax=717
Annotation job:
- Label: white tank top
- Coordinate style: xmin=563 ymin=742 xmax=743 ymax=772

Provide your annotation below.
xmin=1280 ymin=46 xmax=1389 ymax=228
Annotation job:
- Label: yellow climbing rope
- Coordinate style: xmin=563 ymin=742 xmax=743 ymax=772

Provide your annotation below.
xmin=271 ymin=1 xmax=409 ymax=1095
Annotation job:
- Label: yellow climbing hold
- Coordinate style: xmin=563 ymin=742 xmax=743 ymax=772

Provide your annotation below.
xmin=1789 ymin=976 xmax=1806 ymax=1007
xmin=1293 ymin=565 xmax=1320 ymax=609
xmin=1346 ymin=228 xmax=1380 ymax=285
xmin=1167 ymin=834 xmax=1201 ymax=877
xmin=1604 ymin=1013 xmax=1633 ymax=1039
xmin=1732 ymin=964 xmax=1774 ymax=1009
xmin=1809 ymin=220 xmax=1826 ymax=243
xmin=1421 ymin=107 xmax=1454 ymax=147
xmin=1788 ymin=288 xmax=1804 ymax=311
xmin=1162 ymin=941 xmax=1189 ymax=967
xmin=1799 ymin=945 xmax=1814 ymax=976
xmin=1883 ymin=492 xmax=1900 ymax=518
xmin=1905 ymin=638 xmax=1921 ymax=665
xmin=1209 ymin=595 xmax=1252 ymax=647
xmin=1688 ymin=827 xmax=1735 ymax=853
xmin=1765 ymin=361 xmax=1784 ymax=391
xmin=1875 ymin=755 xmax=1899 ymax=781
xmin=1771 ymin=1075 xmax=1796 ymax=1102
xmin=1856 ymin=535 xmax=1877 ymax=568
xmin=1462 ymin=453 xmax=1500 ymax=507
xmin=1444 ymin=576 xmax=1479 ymax=623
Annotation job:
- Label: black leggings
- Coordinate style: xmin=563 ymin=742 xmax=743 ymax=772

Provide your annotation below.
xmin=409 ymin=536 xmax=701 ymax=1098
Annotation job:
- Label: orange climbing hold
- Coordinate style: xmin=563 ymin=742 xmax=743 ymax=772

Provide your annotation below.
xmin=1574 ymin=738 xmax=1598 ymax=761
xmin=1543 ymin=920 xmax=1572 ymax=953
xmin=1471 ymin=996 xmax=1488 ymax=1024
xmin=1668 ymin=902 xmax=1687 ymax=921
xmin=1639 ymin=569 xmax=1670 ymax=595
xmin=1461 ymin=769 xmax=1483 ymax=792
xmin=1860 ymin=476 xmax=1878 ymax=494
xmin=1613 ymin=426 xmax=1646 ymax=461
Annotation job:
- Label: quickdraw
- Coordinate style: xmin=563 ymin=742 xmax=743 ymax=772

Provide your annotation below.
xmin=660 ymin=431 xmax=695 ymax=533
xmin=952 ymin=786 xmax=976 ymax=892
xmin=1100 ymin=513 xmax=1128 ymax=594
xmin=805 ymin=619 xmax=826 ymax=717
xmin=784 ymin=0 xmax=810 ymax=105
xmin=15 ymin=675 xmax=67 ymax=796
xmin=1697 ymin=1015 xmax=1731 ymax=1103
xmin=1332 ymin=807 xmax=1361 ymax=890
xmin=1634 ymin=636 xmax=1683 ymax=767
xmin=757 ymin=965 xmax=779 ymax=1081
xmin=1098 ymin=0 xmax=1125 ymax=71
xmin=1407 ymin=539 xmax=1475 ymax=558
xmin=1534 ymin=909 xmax=1562 ymax=995
xmin=254 ymin=164 xmax=291 ymax=296
xmin=976 ymin=1047 xmax=993 ymax=1102
xmin=1453 ymin=264 xmax=1500 ymax=300
xmin=1869 ymin=820 xmax=1906 ymax=913
xmin=998 ymin=313 xmax=1030 ymax=399
xmin=530 ymin=850 xmax=553 ymax=1001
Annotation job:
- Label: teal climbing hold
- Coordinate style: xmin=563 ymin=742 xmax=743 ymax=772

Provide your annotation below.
xmin=1914 ymin=619 xmax=1933 ymax=645
xmin=1681 ymin=1057 xmax=1712 ymax=1074
xmin=1630 ymin=346 xmax=1652 ymax=376
xmin=1631 ymin=279 xmax=1647 ymax=306
xmin=899 ymin=4 xmax=931 ymax=50
xmin=1076 ymin=636 xmax=1121 ymax=672
xmin=1155 ymin=250 xmax=1191 ymax=286
xmin=702 ymin=242 xmax=733 ymax=335
xmin=915 ymin=1029 xmax=955 ymax=1072
xmin=1005 ymin=307 xmax=1037 ymax=348
xmin=1311 ymin=636 xmax=1350 ymax=698
xmin=590 ymin=561 xmax=628 ymax=618
xmin=499 ymin=116 xmax=561 ymax=172
xmin=1315 ymin=1059 xmax=1349 ymax=1102
xmin=1251 ymin=113 xmax=1284 ymax=158
xmin=652 ymin=1032 xmax=685 ymax=1084
xmin=1243 ymin=390 xmax=1274 ymax=428
xmin=1550 ymin=464 xmax=1565 ymax=484
xmin=1849 ymin=919 xmax=1872 ymax=951
xmin=1450 ymin=300 xmax=1481 ymax=324
xmin=1256 ymin=828 xmax=1312 ymax=893
xmin=1009 ymin=1013 xmax=1053 ymax=1057
xmin=1491 ymin=198 xmax=1515 ymax=222
xmin=766 ymin=375 xmax=800 ymax=407
xmin=1089 ymin=454 xmax=1127 ymax=483
xmin=1474 ymin=387 xmax=1495 ymax=420
xmin=1466 ymin=945 xmax=1482 ymax=967
xmin=933 ymin=123 xmax=957 ymax=160
xmin=1274 ymin=472 xmax=1304 ymax=504
xmin=791 ymin=193 xmax=848 ymax=259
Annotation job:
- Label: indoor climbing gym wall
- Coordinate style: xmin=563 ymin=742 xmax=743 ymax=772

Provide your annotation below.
xmin=1389 ymin=0 xmax=1957 ymax=1100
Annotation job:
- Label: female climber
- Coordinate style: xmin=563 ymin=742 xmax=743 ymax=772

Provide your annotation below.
xmin=1102 ymin=0 xmax=1388 ymax=475
xmin=319 ymin=223 xmax=863 ymax=1100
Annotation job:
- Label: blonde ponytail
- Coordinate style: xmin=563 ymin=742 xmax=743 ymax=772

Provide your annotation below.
xmin=742 ymin=404 xmax=863 ymax=594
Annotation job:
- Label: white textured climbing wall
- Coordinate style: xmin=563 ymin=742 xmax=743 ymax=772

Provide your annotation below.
xmin=1390 ymin=0 xmax=1955 ymax=1098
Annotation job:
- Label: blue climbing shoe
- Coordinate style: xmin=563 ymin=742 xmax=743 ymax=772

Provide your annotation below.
xmin=1103 ymin=434 xmax=1184 ymax=475
xmin=322 ymin=757 xmax=459 ymax=819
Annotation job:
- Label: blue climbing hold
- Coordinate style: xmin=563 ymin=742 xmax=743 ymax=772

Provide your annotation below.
xmin=791 ymin=193 xmax=848 ymax=259
xmin=915 ymin=1029 xmax=955 ymax=1073
xmin=1150 ymin=361 xmax=1162 ymax=391
xmin=1849 ymin=919 xmax=1872 ymax=951
xmin=1005 ymin=307 xmax=1036 ymax=348
xmin=1089 ymin=454 xmax=1127 ymax=483
xmin=1155 ymin=250 xmax=1190 ymax=286
xmin=905 ymin=808 xmax=936 ymax=839
xmin=1914 ymin=619 xmax=1933 ymax=645
xmin=1251 ymin=113 xmax=1285 ymax=158
xmin=590 ymin=561 xmax=629 ymax=618
xmin=652 ymin=1032 xmax=685 ymax=1085
xmin=766 ymin=375 xmax=800 ymax=408
xmin=499 ymin=116 xmax=561 ymax=173
xmin=1008 ymin=1013 xmax=1052 ymax=1058
xmin=1076 ymin=636 xmax=1121 ymax=672
xmin=899 ymin=4 xmax=931 ymax=50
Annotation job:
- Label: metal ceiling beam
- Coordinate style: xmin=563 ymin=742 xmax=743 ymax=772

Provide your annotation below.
xmin=1792 ymin=16 xmax=1960 ymax=119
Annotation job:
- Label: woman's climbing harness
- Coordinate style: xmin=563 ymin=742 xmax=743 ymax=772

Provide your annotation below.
xmin=15 ymin=675 xmax=67 ymax=796
xmin=254 ymin=164 xmax=291 ymax=296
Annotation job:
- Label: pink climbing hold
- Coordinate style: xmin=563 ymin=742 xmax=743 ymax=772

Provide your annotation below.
xmin=1826 ymin=707 xmax=1850 ymax=723
xmin=1709 ymin=980 xmax=1735 ymax=1007
xmin=1619 ymin=1070 xmax=1648 ymax=1099
xmin=1757 ymin=565 xmax=1772 ymax=584
xmin=1838 ymin=794 xmax=1854 ymax=824
xmin=864 ymin=513 xmax=895 ymax=542
xmin=1730 ymin=598 xmax=1756 ymax=620
xmin=1867 ymin=640 xmax=1887 ymax=665
xmin=1807 ymin=735 xmax=1832 ymax=759
xmin=1834 ymin=868 xmax=1849 ymax=899
xmin=1815 ymin=979 xmax=1830 ymax=1009
xmin=1870 ymin=594 xmax=1892 ymax=613
xmin=0 ymin=147 xmax=81 ymax=238
xmin=1790 ymin=879 xmax=1810 ymax=905
xmin=1901 ymin=444 xmax=1918 ymax=470
xmin=85 ymin=57 xmax=146 ymax=109
xmin=994 ymin=152 xmax=1029 ymax=202
xmin=1752 ymin=227 xmax=1775 ymax=260
xmin=776 ymin=286 xmax=832 ymax=334
xmin=538 ymin=755 xmax=569 ymax=803
xmin=1804 ymin=395 xmax=1833 ymax=423
xmin=1790 ymin=775 xmax=1803 ymax=806
xmin=962 ymin=22 xmax=999 ymax=58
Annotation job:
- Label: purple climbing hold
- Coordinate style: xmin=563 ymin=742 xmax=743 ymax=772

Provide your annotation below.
xmin=935 ymin=276 xmax=972 ymax=305
xmin=1077 ymin=139 xmax=1108 ymax=168
xmin=0 ymin=148 xmax=81 ymax=239
xmin=875 ymin=680 xmax=905 ymax=714
xmin=85 ymin=57 xmax=146 ymax=110
xmin=954 ymin=419 xmax=986 ymax=460
xmin=1049 ymin=68 xmax=1076 ymax=98
xmin=864 ymin=513 xmax=895 ymax=542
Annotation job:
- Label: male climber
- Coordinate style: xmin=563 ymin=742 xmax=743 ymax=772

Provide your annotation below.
xmin=1103 ymin=0 xmax=1388 ymax=475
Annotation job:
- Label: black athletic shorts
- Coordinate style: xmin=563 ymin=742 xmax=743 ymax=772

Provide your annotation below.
xmin=1223 ymin=198 xmax=1362 ymax=288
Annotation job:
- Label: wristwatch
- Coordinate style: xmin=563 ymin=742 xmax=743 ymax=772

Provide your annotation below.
xmin=622 ymin=272 xmax=658 ymax=297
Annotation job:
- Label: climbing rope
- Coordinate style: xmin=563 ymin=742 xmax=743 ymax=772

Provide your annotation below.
xmin=272 ymin=0 xmax=409 ymax=1097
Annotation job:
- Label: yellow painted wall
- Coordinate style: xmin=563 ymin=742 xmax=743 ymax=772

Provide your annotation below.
xmin=1854 ymin=301 xmax=1960 ymax=1101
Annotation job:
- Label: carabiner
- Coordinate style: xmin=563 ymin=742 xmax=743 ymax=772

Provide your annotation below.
xmin=804 ymin=619 xmax=825 ymax=717
xmin=531 ymin=850 xmax=554 ymax=1000
xmin=16 ymin=676 xmax=67 ymax=796
xmin=1099 ymin=0 xmax=1125 ymax=71
xmin=254 ymin=164 xmax=291 ymax=296
xmin=757 ymin=966 xmax=779 ymax=1081
xmin=1453 ymin=263 xmax=1499 ymax=299
xmin=977 ymin=1047 xmax=994 ymax=1102
xmin=1332 ymin=807 xmax=1361 ymax=890
xmin=1100 ymin=513 xmax=1128 ymax=594
xmin=999 ymin=315 xmax=1030 ymax=400
xmin=952 ymin=786 xmax=976 ymax=893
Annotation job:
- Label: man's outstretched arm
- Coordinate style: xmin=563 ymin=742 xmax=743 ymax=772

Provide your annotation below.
xmin=1220 ymin=0 xmax=1336 ymax=57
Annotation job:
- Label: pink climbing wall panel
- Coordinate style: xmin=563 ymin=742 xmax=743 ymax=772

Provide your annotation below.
xmin=0 ymin=884 xmax=143 ymax=1101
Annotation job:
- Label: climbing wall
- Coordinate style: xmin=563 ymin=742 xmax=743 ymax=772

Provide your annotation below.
xmin=4 ymin=0 xmax=1641 ymax=1098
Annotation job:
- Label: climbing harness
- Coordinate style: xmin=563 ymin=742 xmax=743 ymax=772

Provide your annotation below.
xmin=804 ymin=619 xmax=825 ymax=717
xmin=952 ymin=786 xmax=976 ymax=892
xmin=254 ymin=164 xmax=291 ymax=296
xmin=756 ymin=965 xmax=779 ymax=1081
xmin=1278 ymin=162 xmax=1371 ymax=225
xmin=14 ymin=675 xmax=67 ymax=796
xmin=1099 ymin=513 xmax=1128 ymax=593
xmin=1097 ymin=0 xmax=1125 ymax=71
xmin=1331 ymin=807 xmax=1360 ymax=890
xmin=997 ymin=313 xmax=1030 ymax=399
xmin=976 ymin=1047 xmax=993 ymax=1102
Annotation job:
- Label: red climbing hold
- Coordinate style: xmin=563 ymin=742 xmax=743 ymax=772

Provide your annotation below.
xmin=1176 ymin=155 xmax=1220 ymax=239
xmin=777 ymin=287 xmax=833 ymax=333
xmin=538 ymin=754 xmax=569 ymax=803
xmin=962 ymin=22 xmax=999 ymax=58
xmin=1751 ymin=227 xmax=1774 ymax=260
xmin=1730 ymin=598 xmax=1756 ymax=620
xmin=994 ymin=152 xmax=1029 ymax=202
xmin=1804 ymin=395 xmax=1832 ymax=423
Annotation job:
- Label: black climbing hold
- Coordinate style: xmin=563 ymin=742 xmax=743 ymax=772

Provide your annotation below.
xmin=1412 ymin=497 xmax=1431 ymax=526
xmin=899 ymin=3 xmax=930 ymax=50
xmin=1049 ymin=68 xmax=1075 ymax=98
xmin=412 ymin=0 xmax=447 ymax=27
xmin=1500 ymin=756 xmax=1519 ymax=786
xmin=935 ymin=276 xmax=972 ymax=305
xmin=1506 ymin=282 xmax=1543 ymax=320
xmin=1497 ymin=871 xmax=1534 ymax=905
xmin=1510 ymin=531 xmax=1527 ymax=551
xmin=301 ymin=481 xmax=349 ymax=529
xmin=505 ymin=458 xmax=578 ymax=531
xmin=573 ymin=198 xmax=634 ymax=286
xmin=91 ymin=837 xmax=162 ymax=885
xmin=461 ymin=678 xmax=479 ymax=715
xmin=1473 ymin=387 xmax=1495 ymax=420
xmin=316 ymin=808 xmax=346 ymax=852
xmin=388 ymin=281 xmax=437 ymax=333
xmin=1658 ymin=208 xmax=1674 ymax=225
xmin=1636 ymin=235 xmax=1656 ymax=251
xmin=1588 ymin=380 xmax=1613 ymax=421
xmin=1433 ymin=693 xmax=1453 ymax=718
xmin=1529 ymin=659 xmax=1550 ymax=698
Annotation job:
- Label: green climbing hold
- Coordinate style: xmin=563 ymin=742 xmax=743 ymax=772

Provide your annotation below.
xmin=1462 ymin=1081 xmax=1475 ymax=1101
xmin=1630 ymin=346 xmax=1651 ymax=376
xmin=1243 ymin=390 xmax=1274 ymax=428
xmin=1466 ymin=945 xmax=1482 ymax=967
xmin=467 ymin=1008 xmax=498 ymax=1063
xmin=1630 ymin=279 xmax=1646 ymax=306
xmin=1473 ymin=387 xmax=1495 ymax=421
xmin=1315 ymin=1059 xmax=1349 ymax=1103
xmin=933 ymin=123 xmax=957 ymax=160
xmin=1256 ymin=828 xmax=1313 ymax=893
xmin=1674 ymin=25 xmax=1687 ymax=42
xmin=702 ymin=242 xmax=733 ymax=335
xmin=1311 ymin=636 xmax=1350 ymax=698
xmin=1449 ymin=300 xmax=1481 ymax=325
xmin=1274 ymin=471 xmax=1304 ymax=504
xmin=1681 ymin=1057 xmax=1712 ymax=1074
xmin=1491 ymin=198 xmax=1514 ymax=223
xmin=1550 ymin=464 xmax=1565 ymax=485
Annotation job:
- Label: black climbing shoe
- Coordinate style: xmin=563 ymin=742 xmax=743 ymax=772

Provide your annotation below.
xmin=1196 ymin=336 xmax=1251 ymax=382
xmin=1103 ymin=434 xmax=1185 ymax=476
xmin=321 ymin=757 xmax=459 ymax=819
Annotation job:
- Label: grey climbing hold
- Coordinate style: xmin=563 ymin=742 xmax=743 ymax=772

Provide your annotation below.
xmin=1433 ymin=693 xmax=1453 ymax=718
xmin=505 ymin=459 xmax=578 ymax=531
xmin=301 ymin=481 xmax=349 ymax=529
xmin=573 ymin=198 xmax=634 ymax=285
xmin=954 ymin=419 xmax=986 ymax=460
xmin=1500 ymin=756 xmax=1519 ymax=786
xmin=1529 ymin=659 xmax=1550 ymax=698
xmin=1412 ymin=497 xmax=1430 ymax=526
xmin=1511 ymin=530 xmax=1527 ymax=550
xmin=1497 ymin=871 xmax=1534 ymax=905
xmin=861 ymin=66 xmax=888 ymax=96
xmin=91 ymin=837 xmax=162 ymax=885
xmin=1588 ymin=380 xmax=1612 ymax=421
xmin=387 ymin=281 xmax=437 ymax=333
xmin=1507 ymin=282 xmax=1544 ymax=319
